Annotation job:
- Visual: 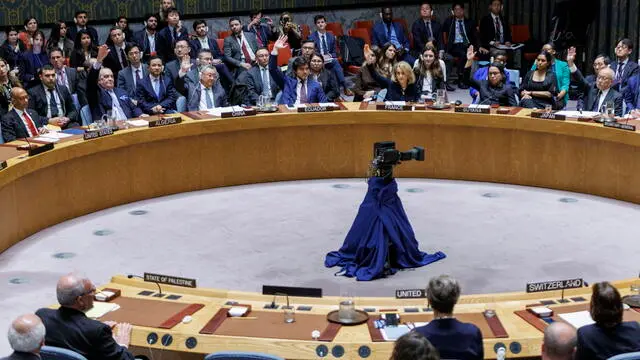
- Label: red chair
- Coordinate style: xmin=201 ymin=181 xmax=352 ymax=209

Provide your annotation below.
xmin=325 ymin=22 xmax=344 ymax=37
xmin=216 ymin=39 xmax=224 ymax=52
xmin=511 ymin=24 xmax=538 ymax=62
xmin=301 ymin=24 xmax=311 ymax=40
xmin=354 ymin=20 xmax=374 ymax=32
xmin=267 ymin=43 xmax=292 ymax=67
xmin=217 ymin=30 xmax=231 ymax=39
xmin=348 ymin=28 xmax=371 ymax=45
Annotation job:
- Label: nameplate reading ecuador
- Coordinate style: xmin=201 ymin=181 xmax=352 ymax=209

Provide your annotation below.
xmin=603 ymin=121 xmax=636 ymax=132
xmin=0 ymin=161 xmax=7 ymax=171
xmin=530 ymin=111 xmax=566 ymax=121
xmin=148 ymin=116 xmax=182 ymax=128
xmin=455 ymin=106 xmax=490 ymax=114
xmin=144 ymin=272 xmax=197 ymax=288
xmin=83 ymin=127 xmax=114 ymax=141
xmin=297 ymin=105 xmax=336 ymax=113
xmin=376 ymin=104 xmax=413 ymax=111
xmin=395 ymin=288 xmax=426 ymax=299
xmin=220 ymin=108 xmax=257 ymax=118
xmin=526 ymin=278 xmax=583 ymax=293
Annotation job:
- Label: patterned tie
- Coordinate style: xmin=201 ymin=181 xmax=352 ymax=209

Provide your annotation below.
xmin=22 ymin=112 xmax=38 ymax=137
xmin=321 ymin=35 xmax=328 ymax=55
xmin=240 ymin=37 xmax=252 ymax=64
xmin=299 ymin=80 xmax=308 ymax=103
xmin=495 ymin=17 xmax=502 ymax=43
xmin=616 ymin=62 xmax=624 ymax=81
xmin=48 ymin=89 xmax=59 ymax=117
xmin=135 ymin=69 xmax=141 ymax=81
xmin=57 ymin=70 xmax=66 ymax=87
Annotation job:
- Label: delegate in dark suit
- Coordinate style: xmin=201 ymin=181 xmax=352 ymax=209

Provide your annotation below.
xmin=243 ymin=24 xmax=273 ymax=48
xmin=310 ymin=70 xmax=340 ymax=101
xmin=0 ymin=352 xmax=41 ymax=360
xmin=624 ymin=74 xmax=640 ymax=113
xmin=411 ymin=18 xmax=442 ymax=53
xmin=117 ymin=64 xmax=149 ymax=99
xmin=101 ymin=43 xmax=131 ymax=79
xmin=36 ymin=307 xmax=134 ymax=360
xmin=164 ymin=58 xmax=196 ymax=87
xmin=268 ymin=54 xmax=327 ymax=105
xmin=223 ymin=32 xmax=259 ymax=75
xmin=576 ymin=322 xmax=640 ymax=360
xmin=572 ymin=68 xmax=623 ymax=115
xmin=479 ymin=14 xmax=512 ymax=49
xmin=185 ymin=81 xmax=228 ymax=111
xmin=87 ymin=64 xmax=142 ymax=121
xmin=156 ymin=27 xmax=189 ymax=63
xmin=189 ymin=38 xmax=234 ymax=91
xmin=372 ymin=21 xmax=415 ymax=64
xmin=415 ymin=318 xmax=484 ymax=360
xmin=1 ymin=108 xmax=48 ymax=142
xmin=28 ymin=84 xmax=80 ymax=127
xmin=611 ymin=60 xmax=640 ymax=92
xmin=132 ymin=30 xmax=157 ymax=63
xmin=308 ymin=30 xmax=347 ymax=88
xmin=135 ymin=74 xmax=178 ymax=114
xmin=244 ymin=65 xmax=281 ymax=105
xmin=442 ymin=17 xmax=476 ymax=52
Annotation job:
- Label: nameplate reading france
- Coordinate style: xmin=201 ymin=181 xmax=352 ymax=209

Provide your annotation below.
xmin=148 ymin=116 xmax=182 ymax=128
xmin=395 ymin=288 xmax=426 ymax=299
xmin=455 ymin=106 xmax=490 ymax=114
xmin=83 ymin=127 xmax=114 ymax=140
xmin=530 ymin=111 xmax=566 ymax=121
xmin=144 ymin=272 xmax=197 ymax=288
xmin=526 ymin=278 xmax=583 ymax=293
xmin=376 ymin=104 xmax=413 ymax=111
xmin=0 ymin=161 xmax=7 ymax=171
xmin=604 ymin=122 xmax=636 ymax=132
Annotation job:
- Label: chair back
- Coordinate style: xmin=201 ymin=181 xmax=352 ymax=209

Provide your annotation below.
xmin=354 ymin=20 xmax=374 ymax=33
xmin=218 ymin=30 xmax=232 ymax=39
xmin=80 ymin=105 xmax=92 ymax=126
xmin=325 ymin=22 xmax=344 ymax=37
xmin=216 ymin=39 xmax=225 ymax=52
xmin=511 ymin=25 xmax=530 ymax=43
xmin=301 ymin=24 xmax=311 ymax=40
xmin=505 ymin=68 xmax=520 ymax=89
xmin=41 ymin=346 xmax=88 ymax=360
xmin=348 ymin=28 xmax=371 ymax=45
xmin=608 ymin=352 xmax=640 ymax=360
xmin=205 ymin=351 xmax=284 ymax=360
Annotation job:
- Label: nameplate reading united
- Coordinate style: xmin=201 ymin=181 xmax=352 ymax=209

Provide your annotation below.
xmin=376 ymin=104 xmax=413 ymax=111
xmin=395 ymin=288 xmax=426 ymax=299
xmin=603 ymin=121 xmax=636 ymax=132
xmin=455 ymin=106 xmax=490 ymax=114
xmin=297 ymin=105 xmax=336 ymax=113
xmin=0 ymin=161 xmax=6 ymax=171
xmin=144 ymin=272 xmax=197 ymax=288
xmin=526 ymin=278 xmax=584 ymax=293
xmin=83 ymin=127 xmax=114 ymax=140
xmin=530 ymin=111 xmax=566 ymax=121
xmin=220 ymin=108 xmax=257 ymax=118
xmin=148 ymin=116 xmax=182 ymax=128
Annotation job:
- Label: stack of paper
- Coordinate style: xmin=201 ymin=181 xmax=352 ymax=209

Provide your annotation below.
xmin=85 ymin=302 xmax=120 ymax=319
xmin=34 ymin=131 xmax=75 ymax=143
xmin=207 ymin=106 xmax=246 ymax=116
xmin=381 ymin=322 xmax=428 ymax=341
xmin=385 ymin=101 xmax=407 ymax=106
xmin=558 ymin=311 xmax=595 ymax=329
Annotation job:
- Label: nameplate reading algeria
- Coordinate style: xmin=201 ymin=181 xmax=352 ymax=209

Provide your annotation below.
xmin=148 ymin=116 xmax=182 ymax=128
xmin=144 ymin=272 xmax=197 ymax=288
xmin=530 ymin=111 xmax=566 ymax=121
xmin=0 ymin=160 xmax=6 ymax=171
xmin=83 ymin=127 xmax=114 ymax=141
xmin=526 ymin=278 xmax=584 ymax=293
xmin=395 ymin=288 xmax=426 ymax=299
xmin=604 ymin=121 xmax=636 ymax=132
xmin=376 ymin=104 xmax=413 ymax=111
xmin=455 ymin=106 xmax=491 ymax=114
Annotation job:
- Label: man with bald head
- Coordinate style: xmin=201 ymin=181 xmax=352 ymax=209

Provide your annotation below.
xmin=542 ymin=322 xmax=577 ymax=360
xmin=582 ymin=67 xmax=623 ymax=116
xmin=1 ymin=314 xmax=45 ymax=359
xmin=36 ymin=274 xmax=135 ymax=360
xmin=1 ymin=87 xmax=53 ymax=143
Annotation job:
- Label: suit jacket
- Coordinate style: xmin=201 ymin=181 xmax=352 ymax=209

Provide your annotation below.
xmin=442 ymin=17 xmax=477 ymax=51
xmin=611 ymin=60 xmax=640 ymax=92
xmin=1 ymin=108 xmax=48 ymax=142
xmin=411 ymin=18 xmax=443 ymax=52
xmin=190 ymin=37 xmax=224 ymax=60
xmin=243 ymin=24 xmax=273 ymax=47
xmin=135 ymin=74 xmax=178 ymax=114
xmin=310 ymin=70 xmax=340 ymax=101
xmin=117 ymin=64 xmax=149 ymax=99
xmin=576 ymin=322 xmax=640 ymax=360
xmin=46 ymin=38 xmax=75 ymax=58
xmin=309 ymin=31 xmax=337 ymax=58
xmin=583 ymin=87 xmax=623 ymax=116
xmin=102 ymin=43 xmax=131 ymax=79
xmin=244 ymin=65 xmax=280 ymax=105
xmin=132 ymin=29 xmax=158 ymax=63
xmin=36 ymin=307 xmax=134 ymax=360
xmin=372 ymin=22 xmax=410 ymax=50
xmin=415 ymin=318 xmax=484 ymax=360
xmin=87 ymin=64 xmax=142 ymax=121
xmin=67 ymin=26 xmax=99 ymax=46
xmin=0 ymin=42 xmax=23 ymax=69
xmin=18 ymin=51 xmax=50 ymax=87
xmin=223 ymin=32 xmax=259 ymax=71
xmin=0 ymin=351 xmax=40 ymax=360
xmin=352 ymin=64 xmax=382 ymax=101
xmin=368 ymin=64 xmax=420 ymax=102
xmin=624 ymin=74 xmax=640 ymax=113
xmin=186 ymin=81 xmax=228 ymax=111
xmin=268 ymin=54 xmax=327 ymax=105
xmin=479 ymin=13 xmax=512 ymax=49
xmin=28 ymin=84 xmax=80 ymax=127
xmin=156 ymin=26 xmax=189 ymax=63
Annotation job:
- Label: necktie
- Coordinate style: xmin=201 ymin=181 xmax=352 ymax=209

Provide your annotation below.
xmin=23 ymin=112 xmax=38 ymax=137
xmin=300 ymin=80 xmax=308 ymax=103
xmin=495 ymin=17 xmax=502 ymax=42
xmin=592 ymin=91 xmax=601 ymax=111
xmin=153 ymin=79 xmax=160 ymax=99
xmin=171 ymin=27 xmax=177 ymax=45
xmin=255 ymin=27 xmax=264 ymax=47
xmin=261 ymin=68 xmax=270 ymax=97
xmin=240 ymin=38 xmax=252 ymax=64
xmin=118 ymin=48 xmax=127 ymax=68
xmin=426 ymin=21 xmax=433 ymax=40
xmin=205 ymin=88 xmax=214 ymax=109
xmin=48 ymin=89 xmax=59 ymax=117
xmin=57 ymin=70 xmax=66 ymax=87
xmin=616 ymin=62 xmax=624 ymax=81
xmin=386 ymin=24 xmax=392 ymax=37
xmin=135 ymin=69 xmax=141 ymax=81
xmin=321 ymin=35 xmax=328 ymax=55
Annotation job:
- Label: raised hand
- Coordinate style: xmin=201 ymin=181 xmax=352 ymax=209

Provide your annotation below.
xmin=274 ymin=35 xmax=288 ymax=50
xmin=97 ymin=44 xmax=110 ymax=63
xmin=466 ymin=45 xmax=477 ymax=61
xmin=566 ymin=46 xmax=576 ymax=65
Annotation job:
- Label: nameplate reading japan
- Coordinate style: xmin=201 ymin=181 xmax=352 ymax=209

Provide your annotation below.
xmin=395 ymin=289 xmax=426 ymax=299
xmin=526 ymin=278 xmax=584 ymax=293
xmin=604 ymin=121 xmax=636 ymax=132
xmin=376 ymin=104 xmax=413 ymax=111
xmin=144 ymin=272 xmax=197 ymax=288
xmin=455 ymin=106 xmax=490 ymax=114
xmin=220 ymin=108 xmax=257 ymax=118
xmin=148 ymin=116 xmax=182 ymax=128
xmin=530 ymin=111 xmax=566 ymax=121
xmin=83 ymin=127 xmax=114 ymax=140
xmin=0 ymin=161 xmax=7 ymax=171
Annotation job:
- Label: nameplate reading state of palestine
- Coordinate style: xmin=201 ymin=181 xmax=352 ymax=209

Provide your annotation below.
xmin=604 ymin=121 xmax=636 ymax=132
xmin=148 ymin=116 xmax=182 ymax=128
xmin=83 ymin=127 xmax=114 ymax=140
xmin=526 ymin=278 xmax=584 ymax=293
xmin=144 ymin=272 xmax=197 ymax=288
xmin=0 ymin=161 xmax=6 ymax=171
xmin=297 ymin=105 xmax=335 ymax=113
xmin=395 ymin=289 xmax=426 ymax=299
xmin=220 ymin=108 xmax=257 ymax=118
xmin=530 ymin=111 xmax=566 ymax=121
xmin=376 ymin=104 xmax=413 ymax=111
xmin=455 ymin=106 xmax=490 ymax=114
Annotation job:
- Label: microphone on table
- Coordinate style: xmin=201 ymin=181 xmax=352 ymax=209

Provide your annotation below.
xmin=269 ymin=292 xmax=290 ymax=309
xmin=471 ymin=96 xmax=494 ymax=107
xmin=127 ymin=274 xmax=164 ymax=296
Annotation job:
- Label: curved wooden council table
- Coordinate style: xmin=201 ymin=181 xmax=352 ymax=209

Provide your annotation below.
xmin=1 ymin=103 xmax=639 ymax=359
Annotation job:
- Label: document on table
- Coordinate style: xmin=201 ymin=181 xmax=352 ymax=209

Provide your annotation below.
xmin=468 ymin=104 xmax=490 ymax=108
xmin=34 ymin=131 xmax=75 ymax=142
xmin=555 ymin=111 xmax=601 ymax=118
xmin=126 ymin=119 xmax=149 ymax=127
xmin=85 ymin=302 xmax=121 ymax=319
xmin=207 ymin=106 xmax=246 ymax=116
xmin=558 ymin=311 xmax=595 ymax=329
xmin=385 ymin=101 xmax=407 ymax=106
xmin=381 ymin=322 xmax=428 ymax=341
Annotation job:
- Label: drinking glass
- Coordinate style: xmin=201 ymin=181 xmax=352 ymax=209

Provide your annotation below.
xmin=338 ymin=288 xmax=356 ymax=321
xmin=605 ymin=101 xmax=615 ymax=118
xmin=544 ymin=104 xmax=553 ymax=113
xmin=436 ymin=89 xmax=446 ymax=105
xmin=257 ymin=95 xmax=265 ymax=109
xmin=283 ymin=307 xmax=295 ymax=323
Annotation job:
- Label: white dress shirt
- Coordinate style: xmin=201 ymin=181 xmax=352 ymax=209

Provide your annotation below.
xmin=44 ymin=87 xmax=64 ymax=118
xmin=107 ymin=90 xmax=127 ymax=120
xmin=147 ymin=31 xmax=156 ymax=53
xmin=596 ymin=88 xmax=610 ymax=111
xmin=14 ymin=108 xmax=38 ymax=137
xmin=198 ymin=37 xmax=210 ymax=50
xmin=236 ymin=33 xmax=256 ymax=62
xmin=198 ymin=83 xmax=215 ymax=110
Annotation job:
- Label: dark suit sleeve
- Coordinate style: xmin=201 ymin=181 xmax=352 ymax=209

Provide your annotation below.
xmin=372 ymin=26 xmax=383 ymax=48
xmin=62 ymin=88 xmax=79 ymax=126
xmin=161 ymin=80 xmax=178 ymax=110
xmin=1 ymin=114 xmax=16 ymax=142
xmin=93 ymin=324 xmax=135 ymax=360
xmin=479 ymin=16 xmax=492 ymax=49
xmin=268 ymin=54 xmax=285 ymax=90
xmin=503 ymin=17 xmax=512 ymax=43
xmin=329 ymin=34 xmax=338 ymax=58
xmin=475 ymin=327 xmax=484 ymax=360
xmin=87 ymin=65 xmax=101 ymax=113
xmin=210 ymin=38 xmax=224 ymax=60
xmin=614 ymin=91 xmax=623 ymax=117
xmin=136 ymin=82 xmax=152 ymax=114
xmin=411 ymin=21 xmax=425 ymax=53
xmin=506 ymin=86 xmax=518 ymax=107
xmin=244 ymin=70 xmax=260 ymax=105
xmin=316 ymin=83 xmax=328 ymax=103
xmin=324 ymin=72 xmax=340 ymax=101
xmin=623 ymin=76 xmax=638 ymax=112
xmin=367 ymin=64 xmax=392 ymax=88
xmin=224 ymin=38 xmax=243 ymax=68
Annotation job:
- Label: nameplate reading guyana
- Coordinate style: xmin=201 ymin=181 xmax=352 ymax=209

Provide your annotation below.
xmin=604 ymin=122 xmax=636 ymax=132
xmin=530 ymin=112 xmax=566 ymax=121
xmin=0 ymin=161 xmax=6 ymax=171
xmin=395 ymin=289 xmax=426 ymax=299
xmin=455 ymin=106 xmax=490 ymax=114
xmin=83 ymin=127 xmax=114 ymax=140
xmin=297 ymin=106 xmax=335 ymax=113
xmin=220 ymin=108 xmax=257 ymax=118
xmin=148 ymin=116 xmax=182 ymax=128
xmin=376 ymin=104 xmax=413 ymax=111
xmin=526 ymin=278 xmax=583 ymax=293
xmin=144 ymin=272 xmax=197 ymax=288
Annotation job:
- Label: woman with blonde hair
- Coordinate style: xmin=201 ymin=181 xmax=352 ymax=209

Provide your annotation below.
xmin=369 ymin=60 xmax=419 ymax=101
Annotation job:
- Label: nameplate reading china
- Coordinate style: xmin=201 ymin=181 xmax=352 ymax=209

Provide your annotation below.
xmin=297 ymin=105 xmax=335 ymax=113
xmin=604 ymin=121 xmax=636 ymax=132
xmin=530 ymin=111 xmax=566 ymax=121
xmin=220 ymin=108 xmax=257 ymax=118
xmin=376 ymin=104 xmax=413 ymax=111
xmin=455 ymin=106 xmax=490 ymax=114
xmin=395 ymin=289 xmax=426 ymax=299
xmin=148 ymin=116 xmax=182 ymax=128
xmin=0 ymin=161 xmax=7 ymax=171
xmin=83 ymin=127 xmax=114 ymax=140
xmin=526 ymin=278 xmax=584 ymax=293
xmin=144 ymin=272 xmax=197 ymax=288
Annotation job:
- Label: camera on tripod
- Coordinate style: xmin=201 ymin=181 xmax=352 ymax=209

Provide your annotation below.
xmin=371 ymin=141 xmax=425 ymax=179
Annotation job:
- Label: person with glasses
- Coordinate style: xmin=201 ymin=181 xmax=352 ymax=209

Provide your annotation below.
xmin=163 ymin=40 xmax=195 ymax=93
xmin=36 ymin=274 xmax=135 ymax=360
xmin=463 ymin=45 xmax=516 ymax=106
xmin=185 ymin=65 xmax=228 ymax=110
xmin=117 ymin=44 xmax=148 ymax=103
xmin=610 ymin=39 xmax=639 ymax=92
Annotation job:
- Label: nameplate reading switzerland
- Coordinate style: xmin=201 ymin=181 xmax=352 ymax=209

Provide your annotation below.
xmin=526 ymin=278 xmax=584 ymax=293
xmin=454 ymin=106 xmax=490 ymax=114
xmin=83 ymin=127 xmax=114 ymax=140
xmin=604 ymin=122 xmax=636 ymax=132
xmin=530 ymin=112 xmax=566 ymax=121
xmin=148 ymin=116 xmax=182 ymax=128
xmin=0 ymin=161 xmax=7 ymax=171
xmin=376 ymin=104 xmax=413 ymax=111
xmin=395 ymin=289 xmax=426 ymax=299
xmin=144 ymin=272 xmax=197 ymax=288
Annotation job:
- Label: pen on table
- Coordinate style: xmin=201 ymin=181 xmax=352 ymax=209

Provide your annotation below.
xmin=229 ymin=316 xmax=258 ymax=320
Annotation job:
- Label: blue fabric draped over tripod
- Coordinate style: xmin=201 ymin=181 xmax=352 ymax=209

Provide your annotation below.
xmin=325 ymin=177 xmax=446 ymax=281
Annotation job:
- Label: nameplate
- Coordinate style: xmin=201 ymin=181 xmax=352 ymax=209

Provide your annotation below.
xmin=83 ymin=127 xmax=114 ymax=140
xmin=297 ymin=105 xmax=335 ymax=113
xmin=144 ymin=272 xmax=197 ymax=288
xmin=395 ymin=289 xmax=426 ymax=299
xmin=220 ymin=108 xmax=257 ymax=118
xmin=0 ymin=160 xmax=7 ymax=170
xmin=530 ymin=111 xmax=566 ymax=121
xmin=526 ymin=278 xmax=584 ymax=293
xmin=603 ymin=121 xmax=636 ymax=132
xmin=455 ymin=106 xmax=490 ymax=114
xmin=148 ymin=116 xmax=182 ymax=128
xmin=376 ymin=104 xmax=413 ymax=111
xmin=28 ymin=142 xmax=54 ymax=156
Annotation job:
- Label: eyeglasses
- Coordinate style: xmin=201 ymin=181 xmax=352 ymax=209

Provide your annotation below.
xmin=615 ymin=45 xmax=629 ymax=49
xmin=82 ymin=287 xmax=97 ymax=296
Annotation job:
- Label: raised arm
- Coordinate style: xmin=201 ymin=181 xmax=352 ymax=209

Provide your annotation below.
xmin=268 ymin=35 xmax=288 ymax=89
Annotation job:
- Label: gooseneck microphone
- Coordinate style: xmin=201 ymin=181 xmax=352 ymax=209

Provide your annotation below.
xmin=127 ymin=274 xmax=163 ymax=296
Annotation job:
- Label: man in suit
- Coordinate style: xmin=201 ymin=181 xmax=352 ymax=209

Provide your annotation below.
xmin=479 ymin=0 xmax=512 ymax=55
xmin=443 ymin=2 xmax=477 ymax=89
xmin=567 ymin=47 xmax=613 ymax=110
xmin=190 ymin=20 xmax=234 ymax=91
xmin=176 ymin=49 xmax=220 ymax=95
xmin=243 ymin=10 xmax=274 ymax=48
xmin=372 ymin=7 xmax=415 ymax=65
xmin=270 ymin=35 xmax=327 ymax=106
xmin=611 ymin=38 xmax=639 ymax=92
xmin=411 ymin=2 xmax=443 ymax=54
xmin=578 ymin=67 xmax=623 ymax=116
xmin=36 ymin=274 xmax=134 ymax=360
xmin=156 ymin=8 xmax=189 ymax=64
xmin=1 ymin=88 xmax=53 ymax=142
xmin=623 ymin=74 xmax=640 ymax=116
xmin=541 ymin=323 xmax=576 ymax=360
xmin=185 ymin=65 xmax=228 ymax=111
xmin=224 ymin=17 xmax=259 ymax=77
xmin=309 ymin=15 xmax=352 ymax=96
xmin=28 ymin=65 xmax=79 ymax=128
xmin=102 ymin=27 xmax=131 ymax=79
xmin=132 ymin=14 xmax=159 ymax=63
xmin=49 ymin=48 xmax=87 ymax=106
xmin=1 ymin=313 xmax=45 ymax=360
xmin=415 ymin=275 xmax=483 ymax=360
xmin=244 ymin=47 xmax=281 ymax=105
xmin=87 ymin=44 xmax=143 ymax=121
xmin=136 ymin=56 xmax=178 ymax=114
xmin=163 ymin=40 xmax=195 ymax=89
xmin=117 ymin=44 xmax=149 ymax=103
xmin=67 ymin=10 xmax=99 ymax=45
